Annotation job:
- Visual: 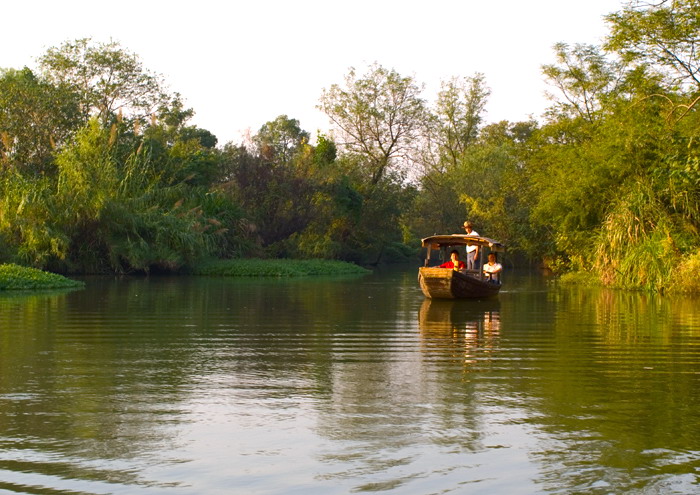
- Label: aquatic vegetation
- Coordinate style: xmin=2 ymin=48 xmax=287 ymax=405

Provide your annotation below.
xmin=0 ymin=264 xmax=84 ymax=290
xmin=558 ymin=271 xmax=602 ymax=287
xmin=191 ymin=258 xmax=371 ymax=277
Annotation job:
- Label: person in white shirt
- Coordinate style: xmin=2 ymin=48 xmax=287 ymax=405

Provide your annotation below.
xmin=463 ymin=221 xmax=479 ymax=270
xmin=482 ymin=252 xmax=503 ymax=284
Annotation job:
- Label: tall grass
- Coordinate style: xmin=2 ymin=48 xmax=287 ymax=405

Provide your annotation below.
xmin=593 ymin=178 xmax=699 ymax=292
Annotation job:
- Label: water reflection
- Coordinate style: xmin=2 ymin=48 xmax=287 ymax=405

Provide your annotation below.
xmin=418 ymin=298 xmax=501 ymax=367
xmin=0 ymin=273 xmax=699 ymax=494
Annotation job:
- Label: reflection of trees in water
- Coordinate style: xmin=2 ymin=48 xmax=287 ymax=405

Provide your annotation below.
xmin=521 ymin=286 xmax=700 ymax=493
xmin=312 ymin=297 xmax=504 ymax=486
xmin=418 ymin=299 xmax=501 ymax=367
xmin=0 ymin=284 xmax=190 ymax=488
xmin=552 ymin=286 xmax=700 ymax=344
xmin=313 ymin=358 xmax=487 ymax=488
xmin=0 ymin=273 xmax=417 ymax=490
xmin=4 ymin=276 xmax=699 ymax=493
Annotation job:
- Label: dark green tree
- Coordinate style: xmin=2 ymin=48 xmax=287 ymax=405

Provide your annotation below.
xmin=0 ymin=67 xmax=82 ymax=174
xmin=253 ymin=115 xmax=309 ymax=166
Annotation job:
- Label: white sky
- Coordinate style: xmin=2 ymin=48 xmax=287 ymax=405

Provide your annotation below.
xmin=3 ymin=0 xmax=621 ymax=145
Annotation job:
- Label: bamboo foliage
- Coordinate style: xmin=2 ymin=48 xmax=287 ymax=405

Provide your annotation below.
xmin=0 ymin=116 xmax=240 ymax=273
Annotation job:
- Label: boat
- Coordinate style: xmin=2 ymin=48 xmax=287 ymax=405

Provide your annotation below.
xmin=418 ymin=234 xmax=505 ymax=299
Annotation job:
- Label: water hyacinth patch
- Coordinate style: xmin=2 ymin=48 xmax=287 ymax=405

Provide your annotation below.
xmin=192 ymin=258 xmax=371 ymax=277
xmin=0 ymin=264 xmax=85 ymax=290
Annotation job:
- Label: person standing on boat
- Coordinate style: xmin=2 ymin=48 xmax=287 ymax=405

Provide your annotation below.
xmin=483 ymin=252 xmax=502 ymax=284
xmin=463 ymin=221 xmax=480 ymax=270
xmin=439 ymin=250 xmax=466 ymax=270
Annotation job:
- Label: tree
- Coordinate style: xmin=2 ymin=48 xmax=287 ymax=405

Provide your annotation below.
xmin=432 ymin=73 xmax=491 ymax=169
xmin=606 ymin=0 xmax=700 ymax=90
xmin=38 ymin=38 xmax=169 ymax=123
xmin=542 ymin=43 xmax=625 ymax=122
xmin=409 ymin=74 xmax=491 ymax=236
xmin=319 ymin=63 xmax=428 ymax=185
xmin=456 ymin=121 xmax=538 ymax=254
xmin=253 ymin=115 xmax=309 ymax=166
xmin=0 ymin=67 xmax=82 ymax=174
xmin=219 ymin=118 xmax=321 ymax=249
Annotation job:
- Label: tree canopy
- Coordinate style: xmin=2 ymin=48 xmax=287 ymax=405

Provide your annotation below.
xmin=3 ymin=16 xmax=700 ymax=292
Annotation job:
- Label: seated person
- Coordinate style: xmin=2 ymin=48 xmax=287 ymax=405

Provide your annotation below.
xmin=482 ymin=252 xmax=502 ymax=283
xmin=439 ymin=250 xmax=466 ymax=270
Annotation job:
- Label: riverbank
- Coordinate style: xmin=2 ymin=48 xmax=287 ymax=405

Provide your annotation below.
xmin=0 ymin=264 xmax=85 ymax=290
xmin=190 ymin=258 xmax=371 ymax=277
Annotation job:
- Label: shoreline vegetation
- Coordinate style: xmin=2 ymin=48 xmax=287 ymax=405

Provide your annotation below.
xmin=0 ymin=264 xmax=85 ymax=290
xmin=191 ymin=259 xmax=371 ymax=277
xmin=0 ymin=259 xmax=371 ymax=291
xmin=3 ymin=2 xmax=700 ymax=293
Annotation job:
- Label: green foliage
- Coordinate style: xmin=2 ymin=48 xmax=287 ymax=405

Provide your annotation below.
xmin=558 ymin=270 xmax=602 ymax=287
xmin=220 ymin=140 xmax=320 ymax=248
xmin=191 ymin=258 xmax=370 ymax=277
xmin=593 ymin=175 xmax=700 ymax=292
xmin=0 ymin=116 xmax=242 ymax=274
xmin=0 ymin=264 xmax=84 ymax=290
xmin=254 ymin=115 xmax=309 ymax=165
xmin=7 ymin=27 xmax=700 ymax=292
xmin=433 ymin=73 xmax=490 ymax=166
xmin=455 ymin=122 xmax=534 ymax=248
xmin=39 ymin=38 xmax=169 ymax=122
xmin=674 ymin=250 xmax=700 ymax=293
xmin=0 ymin=168 xmax=69 ymax=267
xmin=409 ymin=75 xmax=494 ymax=239
xmin=410 ymin=169 xmax=462 ymax=235
xmin=605 ymin=0 xmax=700 ymax=90
xmin=314 ymin=133 xmax=337 ymax=166
xmin=542 ymin=43 xmax=625 ymax=121
xmin=0 ymin=67 xmax=83 ymax=174
xmin=319 ymin=63 xmax=428 ymax=185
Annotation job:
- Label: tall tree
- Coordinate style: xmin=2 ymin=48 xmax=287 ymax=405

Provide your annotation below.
xmin=606 ymin=0 xmax=700 ymax=90
xmin=0 ymin=67 xmax=82 ymax=174
xmin=253 ymin=115 xmax=309 ymax=166
xmin=319 ymin=63 xmax=428 ymax=185
xmin=433 ymin=73 xmax=491 ymax=169
xmin=220 ymin=117 xmax=320 ymax=249
xmin=542 ymin=43 xmax=625 ymax=122
xmin=38 ymin=38 xmax=169 ymax=123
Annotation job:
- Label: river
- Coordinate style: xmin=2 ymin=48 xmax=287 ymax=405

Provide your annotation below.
xmin=0 ymin=267 xmax=699 ymax=494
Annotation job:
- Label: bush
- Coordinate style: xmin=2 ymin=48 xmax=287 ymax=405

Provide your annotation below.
xmin=673 ymin=250 xmax=700 ymax=293
xmin=558 ymin=270 xmax=602 ymax=287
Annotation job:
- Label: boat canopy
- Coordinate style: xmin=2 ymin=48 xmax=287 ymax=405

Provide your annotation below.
xmin=421 ymin=235 xmax=505 ymax=252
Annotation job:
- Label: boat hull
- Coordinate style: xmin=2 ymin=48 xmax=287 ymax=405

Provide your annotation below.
xmin=418 ymin=267 xmax=500 ymax=299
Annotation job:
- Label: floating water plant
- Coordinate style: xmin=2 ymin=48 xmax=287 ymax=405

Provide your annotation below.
xmin=192 ymin=259 xmax=371 ymax=277
xmin=0 ymin=264 xmax=85 ymax=290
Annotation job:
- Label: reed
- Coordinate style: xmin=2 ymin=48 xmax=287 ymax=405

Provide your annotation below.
xmin=593 ymin=178 xmax=698 ymax=292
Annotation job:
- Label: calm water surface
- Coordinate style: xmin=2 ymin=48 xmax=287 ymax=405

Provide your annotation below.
xmin=1 ymin=268 xmax=699 ymax=494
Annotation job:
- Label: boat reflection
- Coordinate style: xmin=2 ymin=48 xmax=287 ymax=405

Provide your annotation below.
xmin=418 ymin=298 xmax=501 ymax=366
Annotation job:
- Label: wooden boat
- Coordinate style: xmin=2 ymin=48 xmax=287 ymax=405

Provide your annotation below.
xmin=418 ymin=234 xmax=505 ymax=299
